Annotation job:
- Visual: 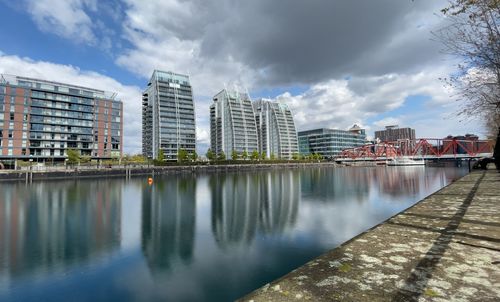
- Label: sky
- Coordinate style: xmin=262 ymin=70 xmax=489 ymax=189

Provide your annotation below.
xmin=0 ymin=0 xmax=485 ymax=154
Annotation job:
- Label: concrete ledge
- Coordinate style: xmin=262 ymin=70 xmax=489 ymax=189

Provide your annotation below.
xmin=239 ymin=169 xmax=500 ymax=301
xmin=0 ymin=162 xmax=338 ymax=182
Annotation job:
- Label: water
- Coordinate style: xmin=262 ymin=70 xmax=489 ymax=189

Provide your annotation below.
xmin=0 ymin=166 xmax=467 ymax=302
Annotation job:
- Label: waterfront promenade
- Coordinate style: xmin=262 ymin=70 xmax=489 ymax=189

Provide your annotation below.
xmin=240 ymin=168 xmax=500 ymax=301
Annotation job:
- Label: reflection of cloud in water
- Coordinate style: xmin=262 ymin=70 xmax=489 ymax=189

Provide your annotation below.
xmin=294 ymin=167 xmax=467 ymax=248
xmin=300 ymin=167 xmax=370 ymax=203
xmin=141 ymin=175 xmax=196 ymax=275
xmin=0 ymin=180 xmax=122 ymax=281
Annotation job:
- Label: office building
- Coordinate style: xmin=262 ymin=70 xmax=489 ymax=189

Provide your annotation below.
xmin=375 ymin=125 xmax=416 ymax=142
xmin=298 ymin=124 xmax=367 ymax=158
xmin=210 ymin=89 xmax=258 ymax=158
xmin=253 ymin=98 xmax=298 ymax=159
xmin=142 ymin=70 xmax=196 ymax=160
xmin=0 ymin=74 xmax=122 ymax=162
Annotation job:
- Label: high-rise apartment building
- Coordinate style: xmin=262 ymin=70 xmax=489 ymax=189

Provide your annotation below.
xmin=298 ymin=125 xmax=367 ymax=158
xmin=142 ymin=70 xmax=196 ymax=160
xmin=0 ymin=74 xmax=123 ymax=162
xmin=210 ymin=89 xmax=258 ymax=158
xmin=375 ymin=125 xmax=416 ymax=142
xmin=253 ymin=99 xmax=298 ymax=159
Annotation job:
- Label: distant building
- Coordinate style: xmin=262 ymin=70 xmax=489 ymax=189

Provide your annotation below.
xmin=298 ymin=125 xmax=367 ymax=158
xmin=210 ymin=89 xmax=259 ymax=158
xmin=142 ymin=70 xmax=196 ymax=160
xmin=253 ymin=99 xmax=298 ymax=159
xmin=0 ymin=74 xmax=123 ymax=162
xmin=375 ymin=125 xmax=416 ymax=142
xmin=442 ymin=134 xmax=490 ymax=155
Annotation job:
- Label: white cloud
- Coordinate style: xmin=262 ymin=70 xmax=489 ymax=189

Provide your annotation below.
xmin=116 ymin=0 xmax=255 ymax=98
xmin=373 ymin=117 xmax=402 ymax=129
xmin=24 ymin=0 xmax=97 ymax=44
xmin=0 ymin=53 xmax=143 ymax=154
xmin=273 ymin=65 xmax=484 ymax=138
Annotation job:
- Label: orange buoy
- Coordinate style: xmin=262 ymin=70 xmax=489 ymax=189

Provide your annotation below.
xmin=148 ymin=177 xmax=153 ymax=185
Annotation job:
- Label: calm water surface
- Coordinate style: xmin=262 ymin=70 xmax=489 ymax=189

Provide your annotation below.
xmin=0 ymin=166 xmax=467 ymax=302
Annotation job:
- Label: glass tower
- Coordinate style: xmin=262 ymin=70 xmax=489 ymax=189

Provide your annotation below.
xmin=210 ymin=89 xmax=258 ymax=158
xmin=253 ymin=98 xmax=298 ymax=159
xmin=142 ymin=70 xmax=196 ymax=160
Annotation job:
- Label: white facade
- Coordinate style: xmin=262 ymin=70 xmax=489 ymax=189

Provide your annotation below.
xmin=210 ymin=89 xmax=258 ymax=158
xmin=254 ymin=99 xmax=298 ymax=159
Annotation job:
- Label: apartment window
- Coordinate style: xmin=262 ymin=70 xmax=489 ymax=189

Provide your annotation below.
xmin=8 ymin=130 xmax=13 ymax=138
xmin=10 ymin=113 xmax=14 ymax=120
xmin=0 ymin=130 xmax=2 ymax=138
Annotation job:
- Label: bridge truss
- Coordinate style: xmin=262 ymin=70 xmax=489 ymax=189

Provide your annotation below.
xmin=336 ymin=138 xmax=494 ymax=162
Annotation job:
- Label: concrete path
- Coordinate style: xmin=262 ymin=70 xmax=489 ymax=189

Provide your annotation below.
xmin=240 ymin=169 xmax=500 ymax=301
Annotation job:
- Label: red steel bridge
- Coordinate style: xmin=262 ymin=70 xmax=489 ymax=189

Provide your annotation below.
xmin=336 ymin=138 xmax=494 ymax=162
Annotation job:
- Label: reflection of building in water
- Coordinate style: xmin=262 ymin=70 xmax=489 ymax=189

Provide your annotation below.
xmin=376 ymin=167 xmax=427 ymax=197
xmin=211 ymin=174 xmax=259 ymax=248
xmin=142 ymin=176 xmax=196 ymax=273
xmin=211 ymin=171 xmax=300 ymax=248
xmin=300 ymin=168 xmax=370 ymax=203
xmin=259 ymin=171 xmax=299 ymax=234
xmin=0 ymin=181 xmax=122 ymax=277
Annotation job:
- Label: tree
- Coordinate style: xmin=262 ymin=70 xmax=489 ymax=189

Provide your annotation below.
xmin=436 ymin=0 xmax=500 ymax=161
xmin=157 ymin=149 xmax=165 ymax=162
xmin=292 ymin=153 xmax=301 ymax=160
xmin=250 ymin=150 xmax=259 ymax=161
xmin=270 ymin=152 xmax=276 ymax=160
xmin=80 ymin=155 xmax=91 ymax=164
xmin=231 ymin=149 xmax=239 ymax=160
xmin=177 ymin=148 xmax=189 ymax=163
xmin=67 ymin=149 xmax=80 ymax=165
xmin=260 ymin=152 xmax=266 ymax=160
xmin=191 ymin=151 xmax=198 ymax=162
xmin=241 ymin=150 xmax=249 ymax=160
xmin=217 ymin=151 xmax=226 ymax=161
xmin=206 ymin=148 xmax=216 ymax=161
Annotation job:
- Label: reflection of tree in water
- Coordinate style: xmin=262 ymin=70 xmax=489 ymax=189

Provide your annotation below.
xmin=141 ymin=175 xmax=196 ymax=274
xmin=300 ymin=168 xmax=370 ymax=203
xmin=210 ymin=171 xmax=300 ymax=249
xmin=0 ymin=180 xmax=122 ymax=277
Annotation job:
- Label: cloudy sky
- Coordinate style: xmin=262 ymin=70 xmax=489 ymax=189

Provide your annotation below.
xmin=0 ymin=0 xmax=484 ymax=154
